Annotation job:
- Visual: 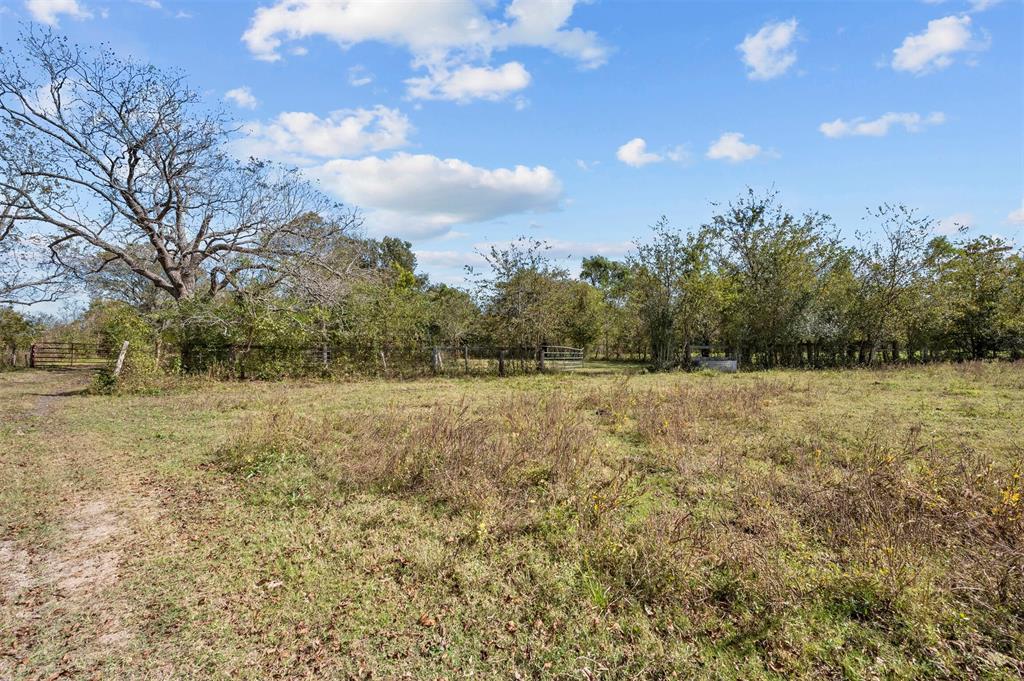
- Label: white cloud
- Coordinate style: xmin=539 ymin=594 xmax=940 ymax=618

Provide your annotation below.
xmin=130 ymin=0 xmax=161 ymax=9
xmin=576 ymin=159 xmax=598 ymax=172
xmin=969 ymin=0 xmax=1003 ymax=11
xmin=936 ymin=212 xmax=974 ymax=235
xmin=892 ymin=15 xmax=986 ymax=74
xmin=406 ymin=62 xmax=531 ymax=102
xmin=738 ymin=18 xmax=798 ymax=80
xmin=665 ymin=145 xmax=692 ymax=164
xmin=224 ymin=86 xmax=259 ymax=110
xmin=706 ymin=132 xmax=762 ymax=162
xmin=236 ymin=106 xmax=412 ymax=164
xmin=416 ymin=249 xmax=486 ymax=269
xmin=241 ymin=0 xmax=607 ymax=101
xmin=616 ymin=138 xmax=689 ymax=168
xmin=175 ymin=10 xmax=192 ymax=19
xmin=819 ymin=111 xmax=946 ymax=138
xmin=495 ymin=0 xmax=608 ymax=68
xmin=313 ymin=153 xmax=563 ymax=238
xmin=616 ymin=138 xmax=663 ymax=167
xmin=1008 ymin=201 xmax=1024 ymax=225
xmin=25 ymin=0 xmax=93 ymax=25
xmin=243 ymin=0 xmax=487 ymax=61
xmin=347 ymin=65 xmax=374 ymax=87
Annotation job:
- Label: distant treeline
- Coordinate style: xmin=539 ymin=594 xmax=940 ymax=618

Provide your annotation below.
xmin=3 ymin=188 xmax=1022 ymax=377
xmin=576 ymin=191 xmax=1024 ymax=369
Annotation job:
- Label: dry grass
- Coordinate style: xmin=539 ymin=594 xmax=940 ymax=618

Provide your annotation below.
xmin=215 ymin=394 xmax=605 ymax=536
xmin=1 ymin=362 xmax=1022 ymax=678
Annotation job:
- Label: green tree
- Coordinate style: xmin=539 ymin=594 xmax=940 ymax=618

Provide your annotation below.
xmin=703 ymin=189 xmax=839 ymax=367
xmin=935 ymin=236 xmax=1014 ymax=359
xmin=997 ymin=251 xmax=1024 ymax=358
xmin=425 ymin=285 xmax=479 ymax=346
xmin=559 ymin=280 xmax=604 ymax=350
xmin=470 ymin=238 xmax=570 ymax=348
xmin=580 ymin=255 xmax=635 ymax=357
xmin=628 ymin=217 xmax=713 ymax=369
xmin=852 ymin=204 xmax=932 ymax=363
xmin=0 ymin=306 xmax=41 ymax=367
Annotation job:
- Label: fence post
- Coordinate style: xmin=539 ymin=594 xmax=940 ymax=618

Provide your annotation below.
xmin=463 ymin=346 xmax=469 ymax=372
xmin=498 ymin=349 xmax=506 ymax=377
xmin=29 ymin=344 xmax=36 ymax=369
xmin=432 ymin=346 xmax=442 ymax=373
xmin=538 ymin=345 xmax=546 ymax=372
xmin=113 ymin=341 xmax=130 ymax=377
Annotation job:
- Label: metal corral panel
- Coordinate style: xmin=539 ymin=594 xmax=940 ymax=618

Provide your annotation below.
xmin=30 ymin=342 xmax=111 ymax=370
xmin=543 ymin=346 xmax=584 ymax=371
xmin=695 ymin=358 xmax=738 ymax=373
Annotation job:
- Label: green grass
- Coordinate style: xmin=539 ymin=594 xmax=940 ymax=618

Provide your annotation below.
xmin=1 ymin=363 xmax=1022 ymax=678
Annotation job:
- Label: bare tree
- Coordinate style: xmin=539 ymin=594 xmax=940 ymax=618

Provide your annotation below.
xmin=271 ymin=212 xmax=380 ymax=308
xmin=0 ymin=27 xmax=358 ymax=303
xmin=1 ymin=174 xmax=70 ymax=305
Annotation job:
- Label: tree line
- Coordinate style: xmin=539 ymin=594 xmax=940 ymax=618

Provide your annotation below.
xmin=583 ymin=194 xmax=1023 ymax=368
xmin=1 ymin=28 xmax=1022 ymax=373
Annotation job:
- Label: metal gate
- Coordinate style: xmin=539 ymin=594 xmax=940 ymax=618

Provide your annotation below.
xmin=29 ymin=342 xmax=111 ymax=370
xmin=542 ymin=346 xmax=584 ymax=371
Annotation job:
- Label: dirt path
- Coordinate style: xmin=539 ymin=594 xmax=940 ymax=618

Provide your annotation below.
xmin=0 ymin=371 xmax=152 ymax=679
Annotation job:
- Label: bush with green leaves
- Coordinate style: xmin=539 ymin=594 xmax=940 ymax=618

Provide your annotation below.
xmin=0 ymin=307 xmax=41 ymax=369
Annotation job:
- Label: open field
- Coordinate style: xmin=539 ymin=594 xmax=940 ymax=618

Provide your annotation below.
xmin=1 ymin=364 xmax=1022 ymax=679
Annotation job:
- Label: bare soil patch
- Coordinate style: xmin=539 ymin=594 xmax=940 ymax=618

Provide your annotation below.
xmin=1 ymin=372 xmax=150 ymax=679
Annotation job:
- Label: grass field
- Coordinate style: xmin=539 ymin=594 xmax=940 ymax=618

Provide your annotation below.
xmin=1 ymin=363 xmax=1022 ymax=679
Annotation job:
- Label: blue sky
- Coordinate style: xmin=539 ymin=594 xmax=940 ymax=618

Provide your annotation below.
xmin=2 ymin=0 xmax=1022 ymax=286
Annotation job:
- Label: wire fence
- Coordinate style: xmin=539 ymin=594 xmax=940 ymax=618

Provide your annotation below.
xmin=173 ymin=343 xmax=584 ymax=379
xmin=9 ymin=336 xmax=1012 ymax=377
